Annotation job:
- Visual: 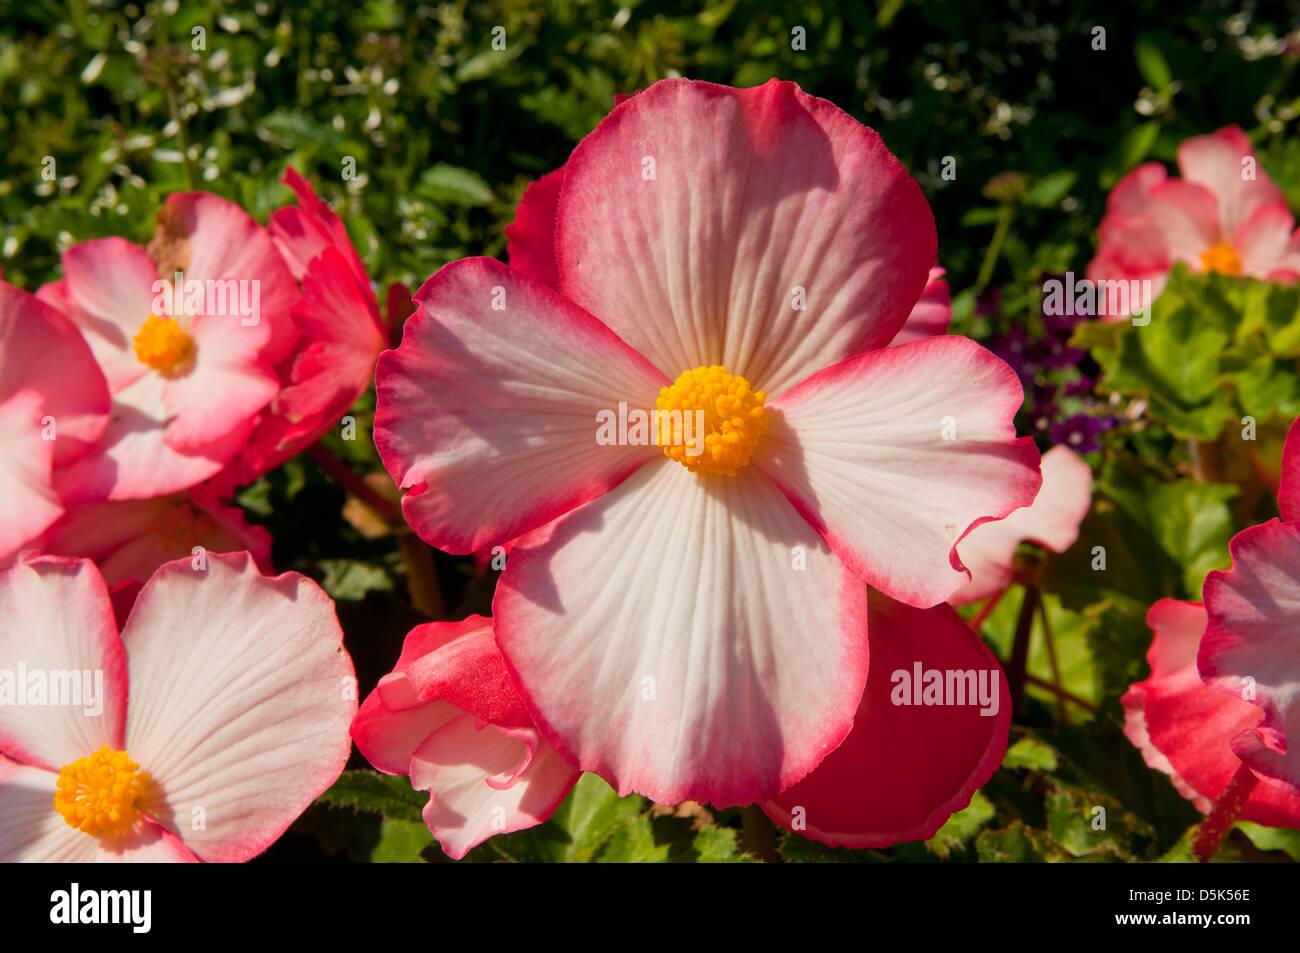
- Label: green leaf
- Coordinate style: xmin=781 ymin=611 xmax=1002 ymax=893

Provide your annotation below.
xmin=1146 ymin=480 xmax=1238 ymax=593
xmin=1134 ymin=37 xmax=1173 ymax=91
xmin=1233 ymin=279 xmax=1300 ymax=355
xmin=1224 ymin=354 xmax=1300 ymax=423
xmin=691 ymin=825 xmax=750 ymax=863
xmin=1101 ymin=122 xmax=1159 ymax=187
xmin=975 ymin=822 xmax=1064 ymax=862
xmin=1003 ymin=737 xmax=1059 ymax=772
xmin=1089 ymin=297 xmax=1235 ymax=439
xmin=1045 ymin=783 xmax=1152 ymax=860
xmin=549 ymin=774 xmax=647 ymax=862
xmin=464 ymin=774 xmax=656 ymax=863
xmin=371 ymin=818 xmax=433 ymax=863
xmin=597 ymin=813 xmax=670 ymax=863
xmin=925 ymin=792 xmax=995 ymax=858
xmin=1024 ymin=170 xmax=1077 ymax=208
xmin=319 ymin=559 xmax=393 ymax=601
xmin=1081 ymin=595 xmax=1157 ymax=699
xmin=778 ymin=831 xmax=888 ymax=863
xmin=415 ymin=163 xmax=496 ymax=207
xmin=317 ymin=770 xmax=426 ymax=824
xmin=960 ymin=206 xmax=1002 ymax=226
xmin=1236 ymin=821 xmax=1300 ymax=861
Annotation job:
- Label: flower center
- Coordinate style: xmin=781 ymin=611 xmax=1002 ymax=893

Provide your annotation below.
xmin=655 ymin=365 xmax=768 ymax=476
xmin=54 ymin=745 xmax=150 ymax=838
xmin=1200 ymin=241 xmax=1242 ymax=276
xmin=133 ymin=315 xmax=193 ymax=372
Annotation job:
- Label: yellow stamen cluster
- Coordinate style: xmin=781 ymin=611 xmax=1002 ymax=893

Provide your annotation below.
xmin=656 ymin=365 xmax=769 ymax=476
xmin=54 ymin=745 xmax=150 ymax=838
xmin=133 ymin=315 xmax=193 ymax=372
xmin=1200 ymin=241 xmax=1242 ymax=276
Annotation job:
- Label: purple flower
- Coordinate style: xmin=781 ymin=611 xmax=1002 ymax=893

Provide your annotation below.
xmin=1050 ymin=414 xmax=1107 ymax=453
xmin=976 ymin=286 xmax=1003 ymax=317
xmin=989 ymin=326 xmax=1034 ymax=381
xmin=1064 ymin=376 xmax=1096 ymax=397
xmin=1029 ymin=335 xmax=1085 ymax=370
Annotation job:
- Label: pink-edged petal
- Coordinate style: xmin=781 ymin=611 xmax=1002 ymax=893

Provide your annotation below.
xmin=377 ymin=616 xmax=532 ymax=728
xmin=375 ymin=257 xmax=666 ymax=553
xmin=1177 ymin=126 xmax=1288 ymax=240
xmin=1200 ymin=520 xmax=1300 ymax=795
xmin=504 ymin=166 xmax=564 ymax=288
xmin=1105 ymin=162 xmax=1168 ymax=214
xmin=891 ymin=265 xmax=951 ymax=346
xmin=276 ymin=246 xmax=384 ymax=425
xmin=269 ymin=167 xmax=372 ymax=294
xmin=351 ymin=690 xmax=461 ymax=776
xmin=764 ymin=592 xmax=1010 ymax=847
xmin=495 ymin=460 xmax=869 ymax=807
xmin=1123 ymin=599 xmax=1300 ymax=825
xmin=1122 ymin=599 xmax=1220 ymax=811
xmin=120 ymin=552 xmax=355 ymax=862
xmin=153 ymin=191 xmax=299 ymax=365
xmin=1233 ymin=202 xmax=1300 ymax=281
xmin=159 ymin=314 xmax=279 ymax=451
xmin=0 ymin=281 xmax=110 ymax=464
xmin=45 ymin=237 xmax=157 ymax=392
xmin=555 ymin=77 xmax=937 ymax=395
xmin=0 ymin=756 xmax=199 ymax=862
xmin=754 ymin=335 xmax=1041 ymax=608
xmin=38 ymin=485 xmax=272 ymax=588
xmin=411 ymin=715 xmax=579 ymax=860
xmin=52 ymin=370 xmax=255 ymax=502
xmin=1280 ymin=416 xmax=1300 ymax=524
xmin=0 ymin=554 xmax=126 ymax=770
xmin=950 ymin=445 xmax=1093 ymax=605
xmin=0 ymin=391 xmax=62 ymax=560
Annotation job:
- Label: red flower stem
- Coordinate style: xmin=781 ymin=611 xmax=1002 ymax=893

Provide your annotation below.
xmin=1007 ymin=585 xmax=1040 ymax=714
xmin=1023 ymin=673 xmax=1095 ymax=714
xmin=306 ymin=442 xmax=403 ymax=527
xmin=969 ymin=584 xmax=1010 ymax=631
xmin=1192 ymin=764 xmax=1258 ymax=862
xmin=1036 ymin=595 xmax=1067 ymax=722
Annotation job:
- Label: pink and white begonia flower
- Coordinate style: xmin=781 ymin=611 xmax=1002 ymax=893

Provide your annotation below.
xmin=764 ymin=591 xmax=1011 ymax=847
xmin=0 ymin=551 xmax=356 ymax=861
xmin=213 ymin=169 xmax=387 ymax=490
xmin=1088 ymin=125 xmax=1300 ymax=318
xmin=38 ymin=192 xmax=297 ymax=501
xmin=352 ymin=615 xmax=580 ymax=859
xmin=37 ymin=483 xmax=272 ymax=587
xmin=950 ymin=445 xmax=1093 ymax=606
xmin=0 ymin=281 xmax=111 ymax=563
xmin=377 ymin=78 xmax=1040 ymax=806
xmin=1122 ymin=599 xmax=1300 ymax=826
